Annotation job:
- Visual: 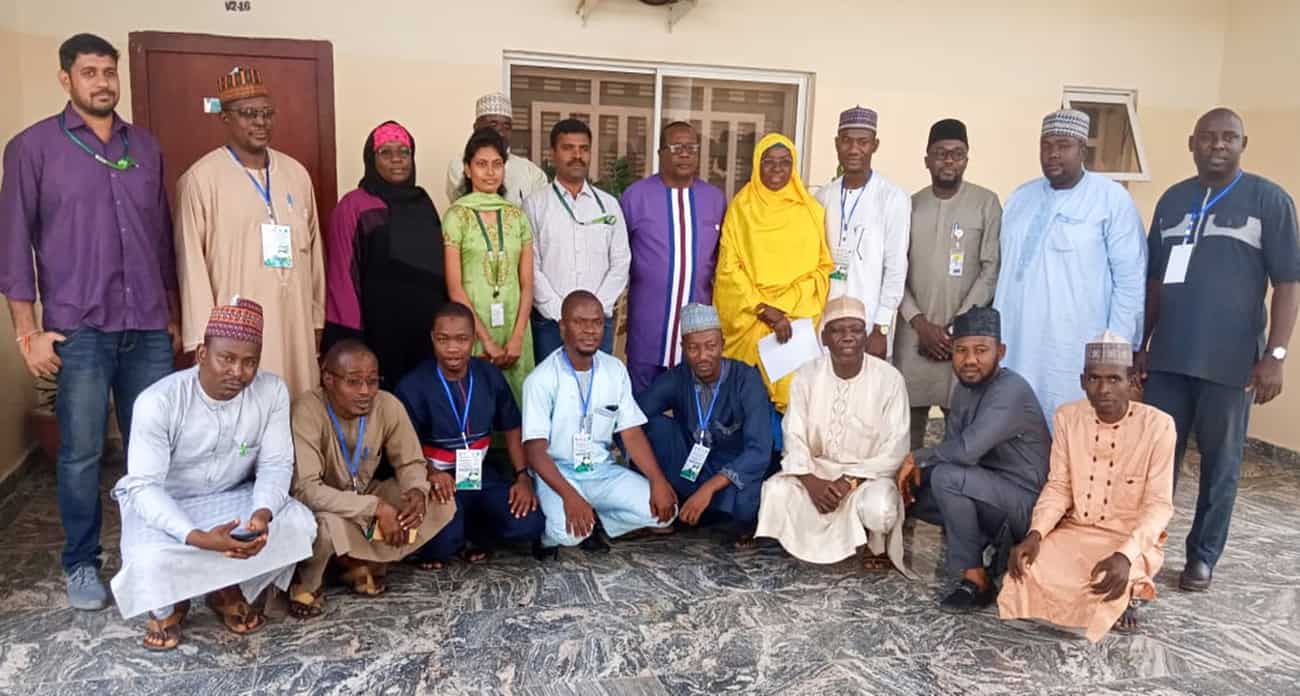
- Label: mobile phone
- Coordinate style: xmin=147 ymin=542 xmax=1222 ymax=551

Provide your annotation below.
xmin=231 ymin=528 xmax=264 ymax=542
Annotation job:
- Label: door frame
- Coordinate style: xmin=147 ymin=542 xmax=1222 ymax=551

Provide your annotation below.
xmin=127 ymin=31 xmax=338 ymax=219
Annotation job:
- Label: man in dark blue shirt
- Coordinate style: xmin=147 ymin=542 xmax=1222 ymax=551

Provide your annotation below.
xmin=395 ymin=303 xmax=544 ymax=567
xmin=897 ymin=306 xmax=1051 ymax=613
xmin=637 ymin=304 xmax=774 ymax=542
xmin=1140 ymin=108 xmax=1300 ymax=592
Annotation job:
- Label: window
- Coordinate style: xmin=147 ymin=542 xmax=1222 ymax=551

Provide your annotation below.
xmin=505 ymin=53 xmax=811 ymax=198
xmin=1062 ymin=86 xmax=1150 ymax=181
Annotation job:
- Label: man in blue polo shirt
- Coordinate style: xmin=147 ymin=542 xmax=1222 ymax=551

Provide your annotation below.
xmin=396 ymin=302 xmax=544 ymax=567
xmin=1140 ymin=107 xmax=1300 ymax=593
xmin=637 ymin=303 xmax=773 ymax=543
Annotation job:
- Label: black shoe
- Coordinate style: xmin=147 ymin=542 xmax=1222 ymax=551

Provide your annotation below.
xmin=532 ymin=540 xmax=558 ymax=562
xmin=579 ymin=532 xmax=611 ymax=554
xmin=1179 ymin=560 xmax=1213 ymax=592
xmin=939 ymin=579 xmax=995 ymax=614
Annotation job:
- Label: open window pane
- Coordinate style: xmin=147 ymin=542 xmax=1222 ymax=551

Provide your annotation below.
xmin=661 ymin=76 xmax=798 ymax=198
xmin=1073 ymin=101 xmax=1141 ymax=174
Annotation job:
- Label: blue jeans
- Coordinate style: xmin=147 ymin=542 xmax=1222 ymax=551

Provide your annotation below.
xmin=53 ymin=328 xmax=174 ymax=572
xmin=1143 ymin=370 xmax=1251 ymax=568
xmin=531 ymin=310 xmax=614 ymax=363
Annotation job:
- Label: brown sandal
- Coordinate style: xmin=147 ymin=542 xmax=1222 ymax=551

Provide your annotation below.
xmin=341 ymin=564 xmax=387 ymax=597
xmin=142 ymin=601 xmax=190 ymax=651
xmin=288 ymin=589 xmax=324 ymax=620
xmin=205 ymin=591 xmax=266 ymax=635
xmin=861 ymin=553 xmax=893 ymax=572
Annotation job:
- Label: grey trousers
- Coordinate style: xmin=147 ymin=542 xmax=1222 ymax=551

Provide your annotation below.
xmin=909 ymin=463 xmax=1038 ymax=576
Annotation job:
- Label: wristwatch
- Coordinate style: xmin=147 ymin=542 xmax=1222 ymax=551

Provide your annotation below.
xmin=877 ymin=324 xmax=890 ymax=336
xmin=1269 ymin=346 xmax=1288 ymax=361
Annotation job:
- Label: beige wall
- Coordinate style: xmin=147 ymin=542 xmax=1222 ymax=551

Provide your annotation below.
xmin=0 ymin=0 xmax=36 ymax=481
xmin=2 ymin=0 xmax=1297 ymax=455
xmin=1219 ymin=0 xmax=1300 ymax=448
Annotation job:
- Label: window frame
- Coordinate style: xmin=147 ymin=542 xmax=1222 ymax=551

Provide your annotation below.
xmin=1061 ymin=86 xmax=1150 ymax=182
xmin=503 ymin=51 xmax=813 ymax=181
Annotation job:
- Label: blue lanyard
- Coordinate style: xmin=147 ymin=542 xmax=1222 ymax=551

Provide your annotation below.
xmin=692 ymin=373 xmax=726 ymax=440
xmin=436 ymin=366 xmax=475 ymax=448
xmin=226 ymin=145 xmax=274 ymax=219
xmin=839 ymin=181 xmax=866 ymax=235
xmin=561 ymin=351 xmax=596 ymax=430
xmin=325 ymin=403 xmax=367 ymax=480
xmin=1184 ymin=170 xmax=1244 ymax=243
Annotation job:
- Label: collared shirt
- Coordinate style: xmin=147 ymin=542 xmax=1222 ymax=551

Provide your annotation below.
xmin=635 ymin=358 xmax=772 ymax=490
xmin=522 ymin=350 xmax=646 ymax=471
xmin=815 ymin=172 xmax=911 ymax=327
xmin=523 ymin=181 xmax=630 ymax=320
xmin=1147 ymin=173 xmax=1300 ymax=387
xmin=0 ymin=102 xmax=175 ymax=332
xmin=913 ymin=368 xmax=1050 ymax=495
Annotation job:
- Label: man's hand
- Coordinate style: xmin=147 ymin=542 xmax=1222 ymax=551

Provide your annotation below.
xmin=910 ymin=315 xmax=951 ymax=362
xmin=679 ymin=488 xmax=714 ymax=526
xmin=314 ymin=329 xmax=323 ymax=354
xmin=427 ymin=468 xmax=455 ymax=505
xmin=562 ymin=491 xmax=597 ymax=539
xmin=374 ymin=500 xmax=405 ymax=546
xmin=20 ymin=331 xmax=66 ymax=379
xmin=1089 ymin=552 xmax=1132 ymax=601
xmin=507 ymin=474 xmax=539 ymax=519
xmin=1133 ymin=350 xmax=1150 ymax=382
xmin=896 ymin=454 xmax=922 ymax=506
xmin=501 ymin=335 xmax=524 ymax=370
xmin=799 ymin=474 xmax=850 ymax=514
xmin=866 ymin=328 xmax=888 ymax=359
xmin=397 ymin=489 xmax=427 ymax=530
xmin=1246 ymin=355 xmax=1285 ymax=405
xmin=166 ymin=322 xmax=183 ymax=356
xmin=185 ymin=518 xmax=268 ymax=558
xmin=1008 ymin=531 xmax=1042 ymax=580
xmin=757 ymin=304 xmax=793 ymax=344
xmin=648 ymin=478 xmax=678 ymax=523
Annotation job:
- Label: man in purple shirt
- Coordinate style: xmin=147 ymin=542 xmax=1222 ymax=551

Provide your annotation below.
xmin=621 ymin=122 xmax=726 ymax=392
xmin=0 ymin=34 xmax=179 ymax=610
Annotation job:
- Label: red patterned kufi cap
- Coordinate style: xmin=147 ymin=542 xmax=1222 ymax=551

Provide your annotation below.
xmin=218 ymin=66 xmax=269 ymax=107
xmin=205 ymin=296 xmax=264 ymax=345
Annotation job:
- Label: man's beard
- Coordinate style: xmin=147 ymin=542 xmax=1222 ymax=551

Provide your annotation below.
xmin=956 ymin=367 xmax=996 ymax=388
xmin=74 ymin=91 xmax=118 ymax=118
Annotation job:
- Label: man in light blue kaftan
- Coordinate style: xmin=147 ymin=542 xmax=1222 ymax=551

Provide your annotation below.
xmin=110 ymin=298 xmax=316 ymax=651
xmin=993 ymin=109 xmax=1146 ymax=427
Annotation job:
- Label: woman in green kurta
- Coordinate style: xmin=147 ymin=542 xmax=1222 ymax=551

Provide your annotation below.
xmin=443 ymin=128 xmax=536 ymax=400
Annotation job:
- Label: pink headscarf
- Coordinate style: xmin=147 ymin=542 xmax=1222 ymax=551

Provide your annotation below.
xmin=372 ymin=122 xmax=412 ymax=151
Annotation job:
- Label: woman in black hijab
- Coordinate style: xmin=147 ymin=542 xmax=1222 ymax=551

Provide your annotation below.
xmin=322 ymin=121 xmax=447 ymax=388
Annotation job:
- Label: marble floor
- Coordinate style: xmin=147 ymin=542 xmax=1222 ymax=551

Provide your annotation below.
xmin=0 ymin=441 xmax=1297 ymax=696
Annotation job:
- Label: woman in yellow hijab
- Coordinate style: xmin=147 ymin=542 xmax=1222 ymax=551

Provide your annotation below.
xmin=715 ymin=133 xmax=833 ymax=412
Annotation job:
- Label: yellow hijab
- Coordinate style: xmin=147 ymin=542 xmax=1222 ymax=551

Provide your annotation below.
xmin=714 ymin=132 xmax=833 ymax=411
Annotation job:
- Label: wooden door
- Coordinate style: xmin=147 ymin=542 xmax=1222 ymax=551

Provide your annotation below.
xmin=127 ymin=32 xmax=337 ymax=224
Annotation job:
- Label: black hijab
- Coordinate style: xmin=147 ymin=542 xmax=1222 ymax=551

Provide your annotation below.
xmin=360 ymin=121 xmax=443 ymax=275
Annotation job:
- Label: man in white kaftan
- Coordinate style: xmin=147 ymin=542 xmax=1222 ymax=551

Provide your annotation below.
xmin=110 ymin=297 xmax=315 ymax=650
xmin=756 ymin=296 xmax=916 ymax=577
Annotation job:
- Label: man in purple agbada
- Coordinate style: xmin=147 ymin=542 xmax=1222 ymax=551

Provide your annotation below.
xmin=621 ymin=122 xmax=726 ymax=392
xmin=0 ymin=34 xmax=179 ymax=610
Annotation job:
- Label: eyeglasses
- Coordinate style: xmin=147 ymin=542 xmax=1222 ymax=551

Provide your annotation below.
xmin=760 ymin=157 xmax=793 ymax=170
xmin=662 ymin=143 xmax=701 ymax=156
xmin=226 ymin=107 xmax=276 ymax=121
xmin=326 ymin=370 xmax=380 ymax=389
xmin=928 ymin=148 xmax=968 ymax=162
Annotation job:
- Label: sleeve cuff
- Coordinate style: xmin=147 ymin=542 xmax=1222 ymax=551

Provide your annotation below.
xmin=873 ymin=307 xmax=897 ymax=327
xmin=913 ymin=447 xmax=935 ymax=469
xmin=720 ymin=467 xmax=744 ymax=490
xmin=252 ymin=493 xmax=285 ymax=518
xmin=1116 ymin=538 xmax=1141 ymax=564
xmin=167 ymin=516 xmax=199 ymax=545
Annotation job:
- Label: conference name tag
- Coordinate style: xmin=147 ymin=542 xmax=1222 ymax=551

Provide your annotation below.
xmin=261 ymin=223 xmax=293 ymax=268
xmin=681 ymin=444 xmax=710 ymax=482
xmin=1163 ymin=244 xmax=1193 ymax=285
xmin=490 ymin=302 xmax=506 ymax=328
xmin=455 ymin=448 xmax=484 ymax=491
xmin=573 ymin=431 xmax=595 ymax=473
xmin=948 ymin=251 xmax=965 ymax=277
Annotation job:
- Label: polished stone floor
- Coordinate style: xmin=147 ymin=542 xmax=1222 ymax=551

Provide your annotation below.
xmin=0 ymin=440 xmax=1297 ymax=696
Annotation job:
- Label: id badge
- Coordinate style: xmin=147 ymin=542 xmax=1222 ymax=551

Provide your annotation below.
xmin=261 ymin=223 xmax=293 ymax=268
xmin=948 ymin=251 xmax=965 ymax=277
xmin=455 ymin=448 xmax=485 ymax=491
xmin=572 ymin=431 xmax=595 ymax=473
xmin=681 ymin=444 xmax=710 ymax=482
xmin=831 ymin=246 xmax=852 ymax=281
xmin=350 ymin=474 xmax=362 ymax=493
xmin=490 ymin=302 xmax=506 ymax=328
xmin=1163 ymin=244 xmax=1193 ymax=285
